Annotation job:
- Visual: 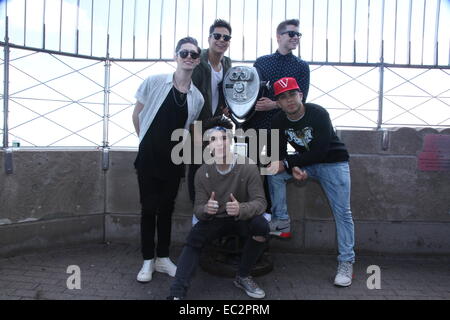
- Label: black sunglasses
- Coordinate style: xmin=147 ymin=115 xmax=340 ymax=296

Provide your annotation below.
xmin=281 ymin=31 xmax=302 ymax=38
xmin=210 ymin=33 xmax=232 ymax=42
xmin=177 ymin=50 xmax=200 ymax=59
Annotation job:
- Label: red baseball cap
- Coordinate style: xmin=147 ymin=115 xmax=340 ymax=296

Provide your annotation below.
xmin=273 ymin=77 xmax=301 ymax=97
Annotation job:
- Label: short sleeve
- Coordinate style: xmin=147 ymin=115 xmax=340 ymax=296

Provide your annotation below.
xmin=135 ymin=78 xmax=149 ymax=104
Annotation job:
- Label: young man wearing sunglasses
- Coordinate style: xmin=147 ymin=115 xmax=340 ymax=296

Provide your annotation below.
xmin=132 ymin=37 xmax=204 ymax=284
xmin=266 ymin=77 xmax=355 ymax=287
xmin=168 ymin=117 xmax=269 ymax=300
xmin=243 ymin=19 xmax=310 ymax=239
xmin=188 ymin=19 xmax=233 ymax=210
xmin=192 ymin=19 xmax=232 ymax=122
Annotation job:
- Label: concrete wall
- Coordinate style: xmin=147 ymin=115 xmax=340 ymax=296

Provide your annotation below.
xmin=1 ymin=128 xmax=449 ymax=257
xmin=0 ymin=150 xmax=105 ymax=256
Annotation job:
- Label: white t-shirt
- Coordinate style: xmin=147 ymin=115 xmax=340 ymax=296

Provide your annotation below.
xmin=209 ymin=62 xmax=223 ymax=116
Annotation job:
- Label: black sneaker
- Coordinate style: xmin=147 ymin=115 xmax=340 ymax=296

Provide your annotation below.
xmin=234 ymin=276 xmax=265 ymax=299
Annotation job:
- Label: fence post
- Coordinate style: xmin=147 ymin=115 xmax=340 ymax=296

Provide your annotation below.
xmin=103 ymin=57 xmax=111 ymax=151
xmin=3 ymin=17 xmax=10 ymax=149
xmin=377 ymin=41 xmax=385 ymax=130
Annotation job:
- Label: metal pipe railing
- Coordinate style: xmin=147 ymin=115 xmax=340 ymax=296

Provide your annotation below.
xmin=1 ymin=0 xmax=448 ymax=65
xmin=3 ymin=16 xmax=9 ymax=149
xmin=0 ymin=0 xmax=449 ymax=149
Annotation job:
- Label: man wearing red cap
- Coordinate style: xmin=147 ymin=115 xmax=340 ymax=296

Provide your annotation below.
xmin=266 ymin=77 xmax=355 ymax=287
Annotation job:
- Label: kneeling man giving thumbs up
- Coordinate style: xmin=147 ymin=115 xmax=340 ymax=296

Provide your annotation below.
xmin=168 ymin=116 xmax=269 ymax=300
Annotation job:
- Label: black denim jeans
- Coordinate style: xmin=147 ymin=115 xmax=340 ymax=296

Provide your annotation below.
xmin=170 ymin=215 xmax=269 ymax=298
xmin=138 ymin=174 xmax=181 ymax=260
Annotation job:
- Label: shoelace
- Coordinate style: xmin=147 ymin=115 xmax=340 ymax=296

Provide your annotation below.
xmin=240 ymin=276 xmax=258 ymax=291
xmin=337 ymin=263 xmax=352 ymax=276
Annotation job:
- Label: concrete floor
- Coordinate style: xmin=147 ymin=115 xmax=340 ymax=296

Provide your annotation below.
xmin=0 ymin=242 xmax=449 ymax=301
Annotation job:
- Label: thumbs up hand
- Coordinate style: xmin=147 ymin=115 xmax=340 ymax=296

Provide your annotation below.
xmin=226 ymin=193 xmax=240 ymax=217
xmin=205 ymin=191 xmax=219 ymax=215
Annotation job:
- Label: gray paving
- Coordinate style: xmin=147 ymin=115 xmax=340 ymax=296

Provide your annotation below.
xmin=0 ymin=242 xmax=449 ymax=300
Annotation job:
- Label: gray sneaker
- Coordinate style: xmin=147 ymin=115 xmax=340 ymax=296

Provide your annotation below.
xmin=269 ymin=218 xmax=291 ymax=238
xmin=234 ymin=276 xmax=265 ymax=299
xmin=334 ymin=261 xmax=353 ymax=287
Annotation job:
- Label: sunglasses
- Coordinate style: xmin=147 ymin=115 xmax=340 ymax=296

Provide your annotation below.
xmin=211 ymin=126 xmax=227 ymax=132
xmin=177 ymin=50 xmax=200 ymax=59
xmin=281 ymin=31 xmax=302 ymax=38
xmin=210 ymin=33 xmax=232 ymax=42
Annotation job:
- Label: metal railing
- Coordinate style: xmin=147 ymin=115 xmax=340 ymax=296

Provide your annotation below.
xmin=1 ymin=0 xmax=450 ymax=148
xmin=1 ymin=0 xmax=449 ymax=64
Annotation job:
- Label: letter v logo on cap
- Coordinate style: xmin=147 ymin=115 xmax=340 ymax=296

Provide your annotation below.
xmin=274 ymin=77 xmax=300 ymax=96
xmin=278 ymin=78 xmax=289 ymax=88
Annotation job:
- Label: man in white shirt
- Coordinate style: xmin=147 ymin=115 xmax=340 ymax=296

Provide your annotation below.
xmin=132 ymin=37 xmax=204 ymax=284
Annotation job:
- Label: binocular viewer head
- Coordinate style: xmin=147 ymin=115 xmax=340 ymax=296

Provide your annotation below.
xmin=223 ymin=66 xmax=270 ymax=126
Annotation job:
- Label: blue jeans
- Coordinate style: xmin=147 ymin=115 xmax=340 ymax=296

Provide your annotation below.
xmin=267 ymin=162 xmax=355 ymax=263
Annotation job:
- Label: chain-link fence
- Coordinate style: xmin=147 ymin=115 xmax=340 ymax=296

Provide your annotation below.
xmin=1 ymin=0 xmax=449 ymax=148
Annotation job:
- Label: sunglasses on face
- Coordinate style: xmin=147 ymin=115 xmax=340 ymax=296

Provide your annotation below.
xmin=209 ymin=134 xmax=229 ymax=144
xmin=281 ymin=31 xmax=302 ymax=38
xmin=210 ymin=33 xmax=232 ymax=42
xmin=177 ymin=50 xmax=200 ymax=59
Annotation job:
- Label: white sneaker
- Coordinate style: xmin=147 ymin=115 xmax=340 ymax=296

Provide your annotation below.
xmin=334 ymin=261 xmax=353 ymax=287
xmin=155 ymin=257 xmax=177 ymax=277
xmin=137 ymin=259 xmax=155 ymax=283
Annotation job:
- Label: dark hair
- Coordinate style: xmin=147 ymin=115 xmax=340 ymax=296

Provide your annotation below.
xmin=203 ymin=115 xmax=234 ymax=132
xmin=275 ymin=89 xmax=301 ymax=100
xmin=204 ymin=116 xmax=234 ymax=145
xmin=209 ymin=19 xmax=232 ymax=35
xmin=276 ymin=19 xmax=300 ymax=35
xmin=175 ymin=37 xmax=201 ymax=54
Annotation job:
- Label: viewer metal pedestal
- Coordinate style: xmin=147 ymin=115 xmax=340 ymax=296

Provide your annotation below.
xmin=199 ymin=235 xmax=273 ymax=278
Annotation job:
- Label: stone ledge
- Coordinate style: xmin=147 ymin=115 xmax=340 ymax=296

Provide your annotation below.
xmin=1 ymin=214 xmax=448 ymax=257
xmin=0 ymin=215 xmax=104 ymax=257
xmin=103 ymin=213 xmax=450 ymax=255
